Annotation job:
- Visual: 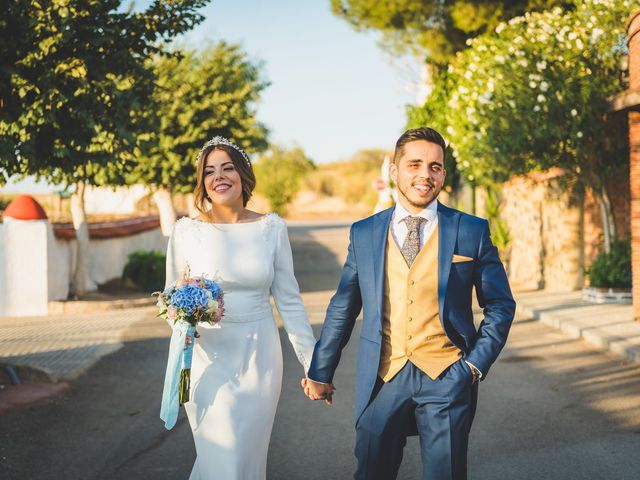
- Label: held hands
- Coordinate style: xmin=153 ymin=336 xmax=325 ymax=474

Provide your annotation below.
xmin=300 ymin=377 xmax=336 ymax=405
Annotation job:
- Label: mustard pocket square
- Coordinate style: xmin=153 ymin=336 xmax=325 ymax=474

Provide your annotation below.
xmin=452 ymin=254 xmax=474 ymax=263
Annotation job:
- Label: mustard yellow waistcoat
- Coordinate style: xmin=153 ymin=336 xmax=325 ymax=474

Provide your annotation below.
xmin=378 ymin=225 xmax=462 ymax=381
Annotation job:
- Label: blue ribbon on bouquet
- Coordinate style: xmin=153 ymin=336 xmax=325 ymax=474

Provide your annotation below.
xmin=160 ymin=321 xmax=196 ymax=430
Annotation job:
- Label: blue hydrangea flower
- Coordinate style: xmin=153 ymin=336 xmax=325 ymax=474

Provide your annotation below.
xmin=170 ymin=284 xmax=209 ymax=315
xmin=202 ymin=279 xmax=222 ymax=298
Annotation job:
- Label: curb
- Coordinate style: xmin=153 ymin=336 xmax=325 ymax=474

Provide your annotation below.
xmin=48 ymin=296 xmax=156 ymax=315
xmin=0 ymin=363 xmax=70 ymax=416
xmin=0 ymin=382 xmax=71 ymax=416
xmin=516 ymin=299 xmax=640 ymax=364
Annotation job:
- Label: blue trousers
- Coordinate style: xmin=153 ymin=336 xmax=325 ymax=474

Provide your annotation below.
xmin=354 ymin=360 xmax=478 ymax=480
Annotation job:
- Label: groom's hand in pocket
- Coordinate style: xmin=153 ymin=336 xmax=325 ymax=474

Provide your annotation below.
xmin=300 ymin=377 xmax=335 ymax=405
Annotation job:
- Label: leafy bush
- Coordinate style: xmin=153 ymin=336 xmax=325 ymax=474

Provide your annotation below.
xmin=122 ymin=250 xmax=166 ymax=293
xmin=254 ymin=145 xmax=315 ymax=215
xmin=587 ymin=239 xmax=631 ymax=289
xmin=484 ymin=186 xmax=510 ymax=260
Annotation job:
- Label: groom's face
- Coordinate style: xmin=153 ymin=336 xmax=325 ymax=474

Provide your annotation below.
xmin=390 ymin=140 xmax=446 ymax=213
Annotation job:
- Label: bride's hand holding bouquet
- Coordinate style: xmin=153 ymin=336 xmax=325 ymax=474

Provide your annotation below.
xmin=157 ymin=267 xmax=224 ymax=429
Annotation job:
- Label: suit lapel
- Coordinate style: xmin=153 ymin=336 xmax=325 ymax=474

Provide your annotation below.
xmin=437 ymin=203 xmax=460 ymax=315
xmin=372 ymin=207 xmax=393 ymax=320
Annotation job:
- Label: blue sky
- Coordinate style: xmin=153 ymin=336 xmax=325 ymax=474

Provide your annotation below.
xmin=4 ymin=0 xmax=418 ymax=193
xmin=175 ymin=0 xmax=417 ymax=163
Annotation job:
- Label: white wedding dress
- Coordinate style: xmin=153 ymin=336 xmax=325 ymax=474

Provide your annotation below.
xmin=164 ymin=213 xmax=316 ymax=479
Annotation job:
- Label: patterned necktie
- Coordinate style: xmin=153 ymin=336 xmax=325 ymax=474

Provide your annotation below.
xmin=401 ymin=216 xmax=426 ymax=267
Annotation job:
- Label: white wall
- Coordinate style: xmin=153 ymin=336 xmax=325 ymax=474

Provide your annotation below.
xmin=46 ymin=227 xmax=167 ymax=299
xmin=1 ymin=219 xmax=49 ymax=316
xmin=89 ymin=228 xmax=166 ymax=285
xmin=84 ymin=184 xmax=150 ymax=215
xmin=0 ymin=217 xmax=167 ymax=315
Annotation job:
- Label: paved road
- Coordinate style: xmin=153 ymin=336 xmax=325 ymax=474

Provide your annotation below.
xmin=2 ymin=223 xmax=640 ymax=479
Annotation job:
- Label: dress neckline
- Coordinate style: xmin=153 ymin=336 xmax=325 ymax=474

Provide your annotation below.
xmin=183 ymin=213 xmax=273 ymax=227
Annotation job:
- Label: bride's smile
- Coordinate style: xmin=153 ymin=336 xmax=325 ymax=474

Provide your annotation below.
xmin=203 ymin=149 xmax=243 ymax=207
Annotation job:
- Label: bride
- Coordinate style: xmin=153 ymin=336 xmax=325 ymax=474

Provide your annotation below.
xmin=164 ymin=136 xmax=316 ymax=479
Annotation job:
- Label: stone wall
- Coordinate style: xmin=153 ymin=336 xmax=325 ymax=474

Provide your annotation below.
xmin=492 ymin=176 xmax=545 ymax=290
xmin=540 ymin=183 xmax=583 ymax=291
xmin=478 ymin=169 xmax=630 ymax=293
xmin=481 ymin=171 xmax=583 ymax=291
xmin=628 ymin=9 xmax=640 ymax=321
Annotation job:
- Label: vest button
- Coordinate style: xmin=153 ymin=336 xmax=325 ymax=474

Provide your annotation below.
xmin=410 ymin=280 xmax=415 ymax=285
xmin=408 ymin=335 xmax=413 ymax=340
xmin=408 ymin=299 xmax=413 ymax=304
xmin=408 ymin=317 xmax=413 ymax=322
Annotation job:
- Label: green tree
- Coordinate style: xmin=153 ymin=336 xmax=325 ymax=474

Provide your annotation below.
xmin=440 ymin=0 xmax=632 ymax=250
xmin=406 ymin=75 xmax=462 ymax=199
xmin=254 ymin=146 xmax=315 ymax=216
xmin=0 ymin=0 xmax=210 ymax=184
xmin=330 ymin=0 xmax=572 ymax=66
xmin=131 ymin=42 xmax=269 ymax=234
xmin=0 ymin=0 xmax=210 ymax=295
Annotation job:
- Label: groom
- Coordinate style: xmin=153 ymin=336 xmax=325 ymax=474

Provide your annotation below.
xmin=304 ymin=127 xmax=515 ymax=480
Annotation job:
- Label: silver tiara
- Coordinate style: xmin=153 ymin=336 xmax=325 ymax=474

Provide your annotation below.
xmin=196 ymin=136 xmax=251 ymax=167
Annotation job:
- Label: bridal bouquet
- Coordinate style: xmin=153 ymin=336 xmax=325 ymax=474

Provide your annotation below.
xmin=156 ymin=273 xmax=224 ymax=328
xmin=157 ymin=268 xmax=224 ymax=430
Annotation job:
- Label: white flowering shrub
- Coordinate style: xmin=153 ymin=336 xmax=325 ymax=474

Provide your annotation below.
xmin=419 ymin=0 xmax=633 ymax=186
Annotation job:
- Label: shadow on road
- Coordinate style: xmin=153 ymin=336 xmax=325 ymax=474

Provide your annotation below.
xmin=3 ymin=222 xmax=640 ymax=479
xmin=287 ymin=223 xmax=349 ymax=293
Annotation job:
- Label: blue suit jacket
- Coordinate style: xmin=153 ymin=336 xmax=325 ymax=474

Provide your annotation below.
xmin=308 ymin=203 xmax=516 ymax=424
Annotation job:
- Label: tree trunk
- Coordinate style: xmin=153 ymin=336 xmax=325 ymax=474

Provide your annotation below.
xmin=153 ymin=188 xmax=177 ymax=237
xmin=596 ymin=186 xmax=617 ymax=253
xmin=69 ymin=181 xmax=95 ymax=298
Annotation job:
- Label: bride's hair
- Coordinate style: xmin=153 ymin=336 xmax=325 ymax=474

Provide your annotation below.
xmin=194 ymin=144 xmax=256 ymax=214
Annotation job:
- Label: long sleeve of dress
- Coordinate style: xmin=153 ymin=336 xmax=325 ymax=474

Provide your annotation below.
xmin=165 ymin=221 xmax=187 ymax=290
xmin=270 ymin=220 xmax=316 ymax=373
xmin=163 ymin=221 xmax=189 ymax=329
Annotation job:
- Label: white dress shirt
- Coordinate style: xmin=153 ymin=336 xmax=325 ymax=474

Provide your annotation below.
xmin=390 ymin=200 xmax=439 ymax=250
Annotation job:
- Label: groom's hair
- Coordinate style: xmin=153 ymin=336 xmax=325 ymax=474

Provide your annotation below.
xmin=393 ymin=127 xmax=446 ymax=164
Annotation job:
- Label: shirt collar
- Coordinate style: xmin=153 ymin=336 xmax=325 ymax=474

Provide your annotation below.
xmin=393 ymin=199 xmax=438 ymax=225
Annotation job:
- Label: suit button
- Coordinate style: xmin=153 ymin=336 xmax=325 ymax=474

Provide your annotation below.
xmin=407 ymin=351 xmax=413 ymax=357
